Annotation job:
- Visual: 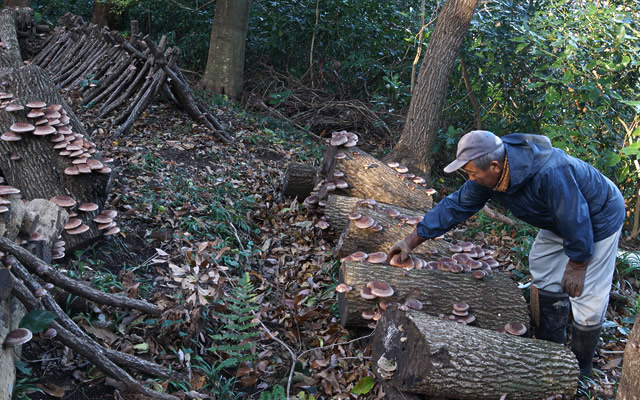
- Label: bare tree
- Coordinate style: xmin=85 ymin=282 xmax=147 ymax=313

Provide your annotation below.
xmin=387 ymin=0 xmax=478 ymax=176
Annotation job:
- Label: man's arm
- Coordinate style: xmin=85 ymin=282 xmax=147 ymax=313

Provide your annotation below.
xmin=388 ymin=181 xmax=490 ymax=261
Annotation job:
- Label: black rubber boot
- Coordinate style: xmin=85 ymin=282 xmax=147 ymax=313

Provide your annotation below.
xmin=535 ymin=289 xmax=570 ymax=343
xmin=571 ymin=321 xmax=602 ymax=377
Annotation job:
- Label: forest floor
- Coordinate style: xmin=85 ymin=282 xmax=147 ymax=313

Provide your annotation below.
xmin=13 ymin=92 xmax=640 ymax=400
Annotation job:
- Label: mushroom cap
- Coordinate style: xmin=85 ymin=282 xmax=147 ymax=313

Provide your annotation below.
xmin=387 ymin=162 xmax=400 ymax=168
xmin=458 ymin=242 xmax=474 ymax=252
xmin=362 ymin=310 xmax=376 ymax=320
xmin=303 ymin=194 xmax=319 ymax=207
xmin=26 ymin=101 xmax=47 ymax=108
xmin=92 ymin=214 xmax=113 ymax=224
xmin=104 ymin=226 xmax=120 ymax=236
xmin=452 ymin=309 xmax=469 ymax=317
xmin=29 ymin=232 xmax=44 ymax=241
xmin=1 ymin=131 xmax=23 ymax=141
xmin=64 ymin=166 xmax=79 ymax=175
xmin=472 ymin=270 xmax=487 ymax=280
xmin=27 ymin=110 xmax=44 ymax=118
xmin=348 ymin=251 xmax=368 ymax=262
xmin=4 ymin=328 xmax=33 ymax=347
xmin=77 ymin=202 xmax=99 ymax=212
xmin=453 ymin=302 xmax=470 ymax=313
xmin=468 ymin=260 xmax=483 ymax=270
xmin=10 ymin=122 xmax=35 ymax=133
xmin=382 ymin=207 xmax=400 ymax=217
xmin=34 ymin=288 xmax=47 ymax=297
xmin=335 ymin=179 xmax=348 ymax=189
xmin=42 ymin=328 xmax=57 ymax=339
xmin=0 ymin=185 xmax=20 ymax=195
xmin=347 ymin=212 xmax=361 ymax=221
xmin=405 ymin=298 xmax=423 ymax=310
xmin=360 ymin=286 xmax=377 ymax=300
xmin=395 ymin=166 xmax=409 ymax=173
xmin=67 ymin=224 xmax=90 ymax=235
xmin=412 ymin=176 xmax=425 ymax=184
xmin=335 ymin=283 xmax=352 ymax=293
xmin=329 ymin=135 xmax=348 ymax=146
xmin=34 ymin=125 xmax=56 ymax=136
xmin=101 ymin=209 xmax=118 ymax=219
xmin=334 ymin=152 xmax=346 ymax=160
xmin=315 ymin=220 xmax=330 ymax=230
xmin=449 ymin=245 xmax=463 ymax=253
xmin=367 ymin=252 xmax=387 ymax=264
xmin=463 ymin=314 xmax=476 ymax=324
xmin=64 ymin=218 xmax=82 ymax=230
xmin=367 ymin=281 xmax=394 ymax=297
xmin=389 ymin=254 xmax=414 ymax=269
xmin=425 ymin=188 xmax=437 ymax=196
xmin=405 ymin=216 xmax=422 ymax=226
xmin=354 ymin=215 xmax=375 ymax=229
xmin=504 ymin=322 xmax=527 ymax=336
xmin=50 ymin=195 xmax=76 ymax=207
xmin=5 ymin=104 xmax=24 ymax=112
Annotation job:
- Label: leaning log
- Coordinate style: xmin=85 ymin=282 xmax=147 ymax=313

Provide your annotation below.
xmin=339 ymin=260 xmax=529 ymax=330
xmin=617 ymin=314 xmax=640 ymax=400
xmin=332 ymin=201 xmax=446 ymax=260
xmin=372 ymin=306 xmax=579 ymax=399
xmin=319 ymin=144 xmax=434 ymax=212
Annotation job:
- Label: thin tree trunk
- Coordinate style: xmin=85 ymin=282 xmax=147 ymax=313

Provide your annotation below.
xmin=387 ymin=0 xmax=478 ymax=175
xmin=617 ymin=314 xmax=640 ymax=400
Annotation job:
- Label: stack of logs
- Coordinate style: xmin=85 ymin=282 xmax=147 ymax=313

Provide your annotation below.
xmin=282 ymin=130 xmax=580 ymax=399
xmin=31 ymin=12 xmax=230 ymax=141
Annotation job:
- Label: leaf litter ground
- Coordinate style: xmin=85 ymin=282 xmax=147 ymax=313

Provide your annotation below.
xmin=15 ymin=100 xmax=639 ymax=400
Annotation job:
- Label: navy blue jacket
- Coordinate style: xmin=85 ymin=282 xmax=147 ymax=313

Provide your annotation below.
xmin=416 ymin=133 xmax=625 ymax=262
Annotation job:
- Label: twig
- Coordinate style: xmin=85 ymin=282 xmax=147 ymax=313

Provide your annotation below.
xmin=460 ymin=56 xmax=482 ymax=129
xmin=482 ymin=204 xmax=515 ymax=226
xmin=258 ymin=318 xmax=373 ymax=399
xmin=308 ymin=0 xmax=320 ymax=87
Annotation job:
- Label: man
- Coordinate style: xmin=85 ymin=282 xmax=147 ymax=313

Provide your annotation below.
xmin=388 ymin=130 xmax=625 ymax=377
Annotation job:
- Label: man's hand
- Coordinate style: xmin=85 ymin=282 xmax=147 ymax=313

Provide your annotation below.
xmin=388 ymin=239 xmax=411 ymax=262
xmin=561 ymin=260 xmax=589 ymax=297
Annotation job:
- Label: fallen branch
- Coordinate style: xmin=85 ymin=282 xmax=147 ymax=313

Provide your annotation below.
xmin=482 ymin=204 xmax=515 ymax=226
xmin=0 ymin=237 xmax=162 ymax=315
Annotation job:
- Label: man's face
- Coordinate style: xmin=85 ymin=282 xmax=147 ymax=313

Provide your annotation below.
xmin=462 ymin=160 xmax=503 ymax=188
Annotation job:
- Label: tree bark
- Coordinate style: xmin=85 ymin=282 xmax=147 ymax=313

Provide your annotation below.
xmin=332 ymin=201 xmax=445 ymax=260
xmin=321 ymin=145 xmax=434 ymax=212
xmin=2 ymin=0 xmax=29 ymax=8
xmin=92 ymin=0 xmax=118 ymax=29
xmin=0 ymin=8 xmax=22 ymax=68
xmin=199 ymin=0 xmax=251 ymax=98
xmin=617 ymin=314 xmax=640 ymax=400
xmin=372 ymin=306 xmax=578 ymax=399
xmin=281 ymin=163 xmax=318 ymax=201
xmin=339 ymin=261 xmax=529 ymax=330
xmin=325 ymin=194 xmax=424 ymax=234
xmin=0 ymin=65 xmax=112 ymax=250
xmin=387 ymin=0 xmax=478 ymax=175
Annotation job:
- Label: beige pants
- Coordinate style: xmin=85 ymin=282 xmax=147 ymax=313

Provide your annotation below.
xmin=529 ymin=229 xmax=621 ymax=326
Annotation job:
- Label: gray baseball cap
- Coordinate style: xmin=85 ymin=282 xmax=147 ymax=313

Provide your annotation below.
xmin=443 ymin=130 xmax=503 ymax=173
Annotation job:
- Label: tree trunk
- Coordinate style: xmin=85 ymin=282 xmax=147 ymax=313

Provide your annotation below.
xmin=332 ymin=201 xmax=444 ymax=260
xmin=387 ymin=0 xmax=478 ymax=175
xmin=320 ymin=145 xmax=434 ymax=212
xmin=339 ymin=261 xmax=529 ymax=330
xmin=0 ymin=9 xmax=112 ymax=250
xmin=199 ymin=0 xmax=251 ymax=98
xmin=372 ymin=306 xmax=578 ymax=399
xmin=92 ymin=0 xmax=117 ymax=29
xmin=0 ymin=8 xmax=22 ymax=68
xmin=617 ymin=314 xmax=640 ymax=400
xmin=281 ymin=163 xmax=318 ymax=201
xmin=2 ymin=0 xmax=29 ymax=7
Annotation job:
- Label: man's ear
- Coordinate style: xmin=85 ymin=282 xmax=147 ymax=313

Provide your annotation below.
xmin=489 ymin=160 xmax=502 ymax=173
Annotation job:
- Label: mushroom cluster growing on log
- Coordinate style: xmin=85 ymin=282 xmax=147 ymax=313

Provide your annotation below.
xmin=2 ymin=98 xmax=113 ymax=175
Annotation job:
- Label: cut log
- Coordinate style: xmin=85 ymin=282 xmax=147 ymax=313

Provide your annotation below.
xmin=339 ymin=260 xmax=529 ymax=330
xmin=372 ymin=306 xmax=579 ymax=399
xmin=319 ymin=145 xmax=434 ymax=212
xmin=332 ymin=201 xmax=446 ymax=260
xmin=281 ymin=163 xmax=318 ymax=200
xmin=617 ymin=314 xmax=640 ymax=400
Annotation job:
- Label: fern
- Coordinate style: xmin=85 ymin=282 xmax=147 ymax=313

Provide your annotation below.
xmin=206 ymin=273 xmax=261 ymax=373
xmin=258 ymin=384 xmax=286 ymax=400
